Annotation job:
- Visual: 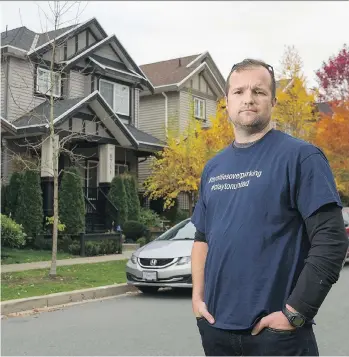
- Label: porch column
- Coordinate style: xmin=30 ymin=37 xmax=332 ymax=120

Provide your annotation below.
xmin=40 ymin=135 xmax=59 ymax=218
xmin=98 ymin=144 xmax=115 ymax=229
xmin=98 ymin=144 xmax=115 ymax=184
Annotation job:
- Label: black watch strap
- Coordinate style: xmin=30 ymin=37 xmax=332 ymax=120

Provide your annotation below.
xmin=282 ymin=306 xmax=306 ymax=327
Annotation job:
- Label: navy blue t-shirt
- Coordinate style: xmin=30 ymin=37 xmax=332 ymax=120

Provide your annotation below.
xmin=191 ymin=129 xmax=342 ymax=330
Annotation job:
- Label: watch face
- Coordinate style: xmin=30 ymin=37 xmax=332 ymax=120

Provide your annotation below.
xmin=292 ymin=316 xmax=304 ymax=327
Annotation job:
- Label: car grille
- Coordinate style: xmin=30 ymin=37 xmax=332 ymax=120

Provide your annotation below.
xmin=139 ymin=258 xmax=174 ymax=267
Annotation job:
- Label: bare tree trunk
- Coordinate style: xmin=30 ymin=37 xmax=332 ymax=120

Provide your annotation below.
xmin=49 ymin=2 xmax=59 ymax=278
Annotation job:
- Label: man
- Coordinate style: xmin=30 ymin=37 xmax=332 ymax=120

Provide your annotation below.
xmin=191 ymin=59 xmax=348 ymax=356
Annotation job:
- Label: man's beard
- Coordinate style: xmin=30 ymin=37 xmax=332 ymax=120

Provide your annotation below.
xmin=230 ymin=114 xmax=271 ymax=134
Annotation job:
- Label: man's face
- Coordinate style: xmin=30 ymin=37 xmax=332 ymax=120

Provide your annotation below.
xmin=225 ymin=66 xmax=276 ymax=132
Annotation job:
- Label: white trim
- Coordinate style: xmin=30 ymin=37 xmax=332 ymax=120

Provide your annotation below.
xmin=99 ymin=78 xmax=130 ymax=116
xmin=1 ymin=45 xmax=27 ymax=53
xmin=154 ymin=84 xmax=178 ymax=89
xmin=27 ymin=17 xmax=94 ymax=55
xmin=62 ymin=35 xmax=114 ymax=66
xmin=88 ymin=56 xmax=144 ymax=79
xmin=186 ymin=52 xmax=208 ymax=68
xmin=0 ymin=116 xmax=17 ymax=130
xmin=86 ymin=160 xmax=99 ymax=192
xmin=30 ymin=34 xmax=39 ymax=52
xmin=36 ymin=67 xmax=62 ymax=97
xmin=193 ymin=97 xmax=205 ymax=120
xmin=202 ymin=63 xmax=225 ymax=95
xmin=177 ymin=62 xmax=206 ymax=87
xmin=49 ymin=90 xmax=98 ymax=127
xmin=138 ymin=140 xmax=165 ymax=148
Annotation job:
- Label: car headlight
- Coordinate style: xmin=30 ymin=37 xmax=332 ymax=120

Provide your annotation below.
xmin=177 ymin=256 xmax=191 ymax=265
xmin=130 ymin=254 xmax=137 ymax=264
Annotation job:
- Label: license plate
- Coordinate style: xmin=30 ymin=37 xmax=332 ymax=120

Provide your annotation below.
xmin=143 ymin=271 xmax=157 ymax=281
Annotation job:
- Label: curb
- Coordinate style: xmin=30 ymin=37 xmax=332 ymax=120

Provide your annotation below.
xmin=1 ymin=283 xmax=138 ymax=316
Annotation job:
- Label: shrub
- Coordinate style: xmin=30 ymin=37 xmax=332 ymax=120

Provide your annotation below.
xmin=139 ymin=207 xmax=162 ymax=228
xmin=1 ymin=183 xmax=9 ymax=215
xmin=123 ymin=220 xmax=146 ymax=242
xmin=15 ymin=170 xmax=43 ymax=238
xmin=174 ymin=208 xmax=190 ymax=223
xmin=68 ymin=242 xmax=80 ymax=255
xmin=137 ymin=237 xmax=147 ymax=247
xmin=59 ymin=167 xmax=85 ymax=235
xmin=1 ymin=214 xmax=26 ymax=248
xmin=124 ymin=175 xmax=140 ymax=221
xmin=6 ymin=172 xmax=23 ymax=217
xmin=107 ymin=175 xmax=128 ymax=227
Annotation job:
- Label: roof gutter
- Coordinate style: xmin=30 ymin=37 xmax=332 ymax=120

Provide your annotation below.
xmin=162 ymin=92 xmax=168 ymax=138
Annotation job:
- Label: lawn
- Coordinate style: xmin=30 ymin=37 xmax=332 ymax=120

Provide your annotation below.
xmin=1 ymin=248 xmax=76 ymax=265
xmin=1 ymin=260 xmax=128 ymax=301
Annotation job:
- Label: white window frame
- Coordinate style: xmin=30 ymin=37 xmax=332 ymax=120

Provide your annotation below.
xmin=36 ymin=67 xmax=61 ymax=97
xmin=99 ymin=79 xmax=130 ymax=116
xmin=115 ymin=163 xmax=128 ymax=176
xmin=194 ymin=97 xmax=205 ymax=120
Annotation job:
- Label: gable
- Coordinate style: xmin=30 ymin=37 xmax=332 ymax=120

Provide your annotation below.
xmin=94 ymin=44 xmax=122 ymax=62
xmin=188 ymin=73 xmax=215 ymax=96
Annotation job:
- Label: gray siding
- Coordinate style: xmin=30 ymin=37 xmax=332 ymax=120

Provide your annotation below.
xmin=78 ymin=31 xmax=87 ymax=51
xmin=7 ymin=57 xmax=45 ymax=122
xmin=84 ymin=74 xmax=91 ymax=96
xmin=1 ymin=59 xmax=7 ymax=117
xmin=139 ymin=94 xmax=165 ymax=141
xmin=179 ymin=91 xmax=192 ymax=132
xmin=206 ymin=98 xmax=217 ymax=122
xmin=134 ymin=88 xmax=140 ymax=128
xmin=42 ymin=45 xmax=64 ymax=62
xmin=68 ymin=70 xmax=85 ymax=98
xmin=94 ymin=45 xmax=122 ymax=62
xmin=166 ymin=92 xmax=179 ymax=134
xmin=138 ymin=157 xmax=154 ymax=191
xmin=67 ymin=37 xmax=75 ymax=58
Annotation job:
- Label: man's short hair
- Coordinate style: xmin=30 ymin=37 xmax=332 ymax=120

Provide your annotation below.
xmin=225 ymin=59 xmax=276 ymax=99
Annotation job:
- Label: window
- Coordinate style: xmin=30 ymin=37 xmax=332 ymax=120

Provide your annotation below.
xmin=100 ymin=79 xmax=130 ymax=116
xmin=194 ymin=97 xmax=205 ymax=119
xmin=115 ymin=163 xmax=128 ymax=176
xmin=36 ymin=67 xmax=61 ymax=97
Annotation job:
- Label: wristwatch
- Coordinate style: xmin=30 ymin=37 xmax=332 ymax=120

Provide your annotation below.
xmin=282 ymin=306 xmax=306 ymax=328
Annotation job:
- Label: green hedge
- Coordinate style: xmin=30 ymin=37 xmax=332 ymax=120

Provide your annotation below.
xmin=59 ymin=167 xmax=85 ymax=235
xmin=107 ymin=175 xmax=128 ymax=227
xmin=15 ymin=170 xmax=43 ymax=238
xmin=123 ymin=220 xmax=146 ymax=242
xmin=1 ymin=214 xmax=27 ymax=248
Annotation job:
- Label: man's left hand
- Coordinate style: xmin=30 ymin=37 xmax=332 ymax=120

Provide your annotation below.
xmin=251 ymin=310 xmax=295 ymax=335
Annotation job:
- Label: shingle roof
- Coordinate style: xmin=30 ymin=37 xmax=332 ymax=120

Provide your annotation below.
xmin=1 ymin=24 xmax=76 ymax=52
xmin=125 ymin=124 xmax=165 ymax=146
xmin=36 ymin=25 xmax=76 ymax=47
xmin=139 ymin=54 xmax=201 ymax=87
xmin=1 ymin=26 xmax=36 ymax=51
xmin=316 ymin=102 xmax=333 ymax=115
xmin=13 ymin=97 xmax=83 ymax=127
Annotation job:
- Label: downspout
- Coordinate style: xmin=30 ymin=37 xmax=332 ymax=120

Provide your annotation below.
xmin=4 ymin=56 xmax=9 ymax=118
xmin=162 ymin=92 xmax=168 ymax=138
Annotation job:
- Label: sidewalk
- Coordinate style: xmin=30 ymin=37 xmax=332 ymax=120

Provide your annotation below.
xmin=1 ymin=251 xmax=134 ymax=273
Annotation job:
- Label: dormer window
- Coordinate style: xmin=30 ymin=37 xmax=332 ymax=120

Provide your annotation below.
xmin=36 ymin=67 xmax=61 ymax=97
xmin=99 ymin=79 xmax=130 ymax=116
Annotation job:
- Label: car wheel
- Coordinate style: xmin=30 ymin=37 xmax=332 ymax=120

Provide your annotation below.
xmin=138 ymin=286 xmax=159 ymax=294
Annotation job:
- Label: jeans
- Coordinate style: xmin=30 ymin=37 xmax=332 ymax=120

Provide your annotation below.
xmin=196 ymin=318 xmax=319 ymax=356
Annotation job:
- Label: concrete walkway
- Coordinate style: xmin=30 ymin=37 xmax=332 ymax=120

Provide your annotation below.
xmin=1 ymin=251 xmax=134 ymax=273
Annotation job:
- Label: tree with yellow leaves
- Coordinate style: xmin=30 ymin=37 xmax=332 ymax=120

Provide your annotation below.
xmin=313 ymin=101 xmax=349 ymax=199
xmin=272 ymin=46 xmax=318 ymax=141
xmin=143 ymin=97 xmax=234 ymax=215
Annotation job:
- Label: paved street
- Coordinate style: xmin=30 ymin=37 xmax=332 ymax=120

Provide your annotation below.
xmin=2 ymin=265 xmax=349 ymax=356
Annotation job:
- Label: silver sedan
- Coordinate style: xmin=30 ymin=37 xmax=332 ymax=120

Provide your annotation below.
xmin=126 ymin=218 xmax=195 ymax=293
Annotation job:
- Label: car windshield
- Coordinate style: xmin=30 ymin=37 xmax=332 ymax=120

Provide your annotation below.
xmin=156 ymin=219 xmax=196 ymax=241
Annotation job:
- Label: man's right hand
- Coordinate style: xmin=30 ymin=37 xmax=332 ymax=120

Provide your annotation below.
xmin=192 ymin=299 xmax=215 ymax=324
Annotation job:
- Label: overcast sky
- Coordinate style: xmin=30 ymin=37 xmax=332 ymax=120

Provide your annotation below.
xmin=1 ymin=1 xmax=348 ymax=88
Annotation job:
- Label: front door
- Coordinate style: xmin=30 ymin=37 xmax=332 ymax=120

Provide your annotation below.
xmin=86 ymin=160 xmax=99 ymax=201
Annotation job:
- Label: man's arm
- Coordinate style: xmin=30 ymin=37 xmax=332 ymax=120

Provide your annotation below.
xmin=191 ymin=231 xmax=215 ymax=323
xmin=286 ymin=203 xmax=348 ymax=320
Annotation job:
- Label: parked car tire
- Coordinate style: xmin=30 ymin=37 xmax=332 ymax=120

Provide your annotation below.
xmin=137 ymin=286 xmax=159 ymax=294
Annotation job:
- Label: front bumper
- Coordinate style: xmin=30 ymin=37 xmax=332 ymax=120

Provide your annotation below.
xmin=126 ymin=257 xmax=192 ymax=288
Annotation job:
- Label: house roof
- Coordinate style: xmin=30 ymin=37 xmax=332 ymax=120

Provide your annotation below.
xmin=11 ymin=92 xmax=165 ymax=151
xmin=315 ymin=102 xmax=333 ymax=115
xmin=13 ymin=97 xmax=83 ymax=127
xmin=140 ymin=54 xmax=201 ymax=87
xmin=1 ymin=26 xmax=36 ymax=51
xmin=0 ymin=116 xmax=17 ymax=135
